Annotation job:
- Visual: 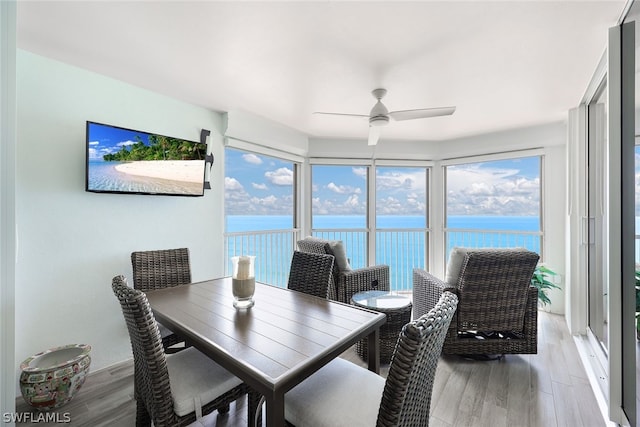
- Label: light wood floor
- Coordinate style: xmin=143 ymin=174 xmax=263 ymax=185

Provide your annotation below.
xmin=15 ymin=311 xmax=607 ymax=426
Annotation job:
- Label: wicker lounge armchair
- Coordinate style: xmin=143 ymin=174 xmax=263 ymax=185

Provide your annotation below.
xmin=413 ymin=247 xmax=540 ymax=356
xmin=284 ymin=291 xmax=458 ymax=427
xmin=131 ymin=248 xmax=191 ymax=351
xmin=297 ymin=237 xmax=390 ymax=303
xmin=111 ymin=275 xmax=260 ymax=427
xmin=287 ymin=251 xmax=335 ymax=299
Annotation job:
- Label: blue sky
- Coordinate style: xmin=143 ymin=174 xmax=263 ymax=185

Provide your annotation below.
xmin=87 ymin=122 xmax=152 ymax=161
xmin=446 ymin=156 xmax=540 ymax=216
xmin=225 ymin=149 xmax=294 ymax=215
xmin=224 ymin=148 xmax=542 ymax=217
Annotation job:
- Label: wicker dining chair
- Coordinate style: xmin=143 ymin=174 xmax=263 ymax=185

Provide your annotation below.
xmin=297 ymin=237 xmax=390 ymax=304
xmin=131 ymin=248 xmax=191 ymax=351
xmin=284 ymin=291 xmax=458 ymax=427
xmin=287 ymin=251 xmax=335 ymax=299
xmin=413 ymin=247 xmax=540 ymax=356
xmin=111 ymin=275 xmax=260 ymax=427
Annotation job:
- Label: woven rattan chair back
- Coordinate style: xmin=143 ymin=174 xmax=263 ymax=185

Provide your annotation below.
xmin=455 ymin=249 xmax=539 ymax=332
xmin=111 ymin=275 xmax=178 ymax=426
xmin=112 ymin=275 xmax=256 ymax=427
xmin=297 ymin=238 xmax=390 ymax=304
xmin=287 ymin=251 xmax=335 ymax=299
xmin=377 ymin=291 xmax=458 ymax=427
xmin=131 ymin=248 xmax=191 ymax=292
xmin=296 ymin=239 xmax=340 ymax=293
xmin=131 ymin=248 xmax=192 ymax=351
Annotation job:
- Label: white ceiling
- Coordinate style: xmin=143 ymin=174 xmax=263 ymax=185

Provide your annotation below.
xmin=16 ymin=1 xmax=626 ymax=142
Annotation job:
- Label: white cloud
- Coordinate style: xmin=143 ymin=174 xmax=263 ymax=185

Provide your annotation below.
xmin=250 ymin=194 xmax=278 ymax=205
xmin=446 ymin=165 xmax=539 ymax=216
xmin=252 ymin=182 xmax=268 ymax=190
xmin=345 ymin=194 xmax=359 ymax=207
xmin=242 ymin=153 xmax=263 ymax=165
xmin=265 ymin=167 xmax=293 ymax=186
xmin=376 ymin=195 xmax=425 ymax=215
xmin=376 ymin=170 xmax=425 ymax=192
xmin=352 ymin=167 xmax=367 ymax=178
xmin=311 ymin=194 xmax=366 ymax=215
xmin=89 ymin=146 xmax=119 ymax=160
xmin=89 ymin=141 xmax=99 ymax=146
xmin=327 ymin=182 xmax=362 ymax=194
xmin=117 ymin=140 xmax=137 ymax=147
xmin=226 ymin=193 xmax=292 ymax=215
xmin=225 ymin=177 xmax=244 ymax=191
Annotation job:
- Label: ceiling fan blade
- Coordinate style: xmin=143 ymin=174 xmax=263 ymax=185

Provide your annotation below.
xmin=389 ymin=106 xmax=456 ymax=121
xmin=313 ymin=112 xmax=369 ymax=118
xmin=368 ymin=126 xmax=381 ymax=146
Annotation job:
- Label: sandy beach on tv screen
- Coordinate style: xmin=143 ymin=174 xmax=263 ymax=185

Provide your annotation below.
xmin=114 ymin=160 xmax=203 ymax=183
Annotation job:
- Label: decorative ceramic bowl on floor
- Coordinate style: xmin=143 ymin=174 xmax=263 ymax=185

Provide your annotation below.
xmin=19 ymin=344 xmax=91 ymax=411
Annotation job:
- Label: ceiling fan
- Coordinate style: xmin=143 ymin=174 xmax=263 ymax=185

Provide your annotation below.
xmin=314 ymin=88 xmax=456 ymax=146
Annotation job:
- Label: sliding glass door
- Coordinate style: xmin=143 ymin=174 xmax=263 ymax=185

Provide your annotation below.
xmin=587 ymin=80 xmax=608 ymax=356
xmin=606 ymin=16 xmax=636 ymax=426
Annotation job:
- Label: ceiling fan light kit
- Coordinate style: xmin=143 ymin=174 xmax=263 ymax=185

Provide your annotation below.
xmin=315 ymin=88 xmax=456 ymax=145
xmin=369 ymin=116 xmax=389 ymax=127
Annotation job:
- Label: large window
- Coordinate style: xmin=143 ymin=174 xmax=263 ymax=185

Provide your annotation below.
xmin=224 ymin=148 xmax=297 ymax=286
xmin=444 ymin=155 xmax=542 ymax=260
xmin=375 ymin=166 xmax=428 ymax=290
xmin=310 ymin=163 xmax=429 ymax=292
xmin=311 ymin=164 xmax=368 ymax=267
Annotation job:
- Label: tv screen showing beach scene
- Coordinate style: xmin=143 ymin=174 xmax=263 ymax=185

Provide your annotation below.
xmin=85 ymin=121 xmax=207 ymax=196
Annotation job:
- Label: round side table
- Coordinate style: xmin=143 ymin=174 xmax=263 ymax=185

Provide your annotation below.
xmin=351 ymin=290 xmax=412 ymax=364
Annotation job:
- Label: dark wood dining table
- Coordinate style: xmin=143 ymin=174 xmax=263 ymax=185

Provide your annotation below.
xmin=145 ymin=277 xmax=387 ymax=427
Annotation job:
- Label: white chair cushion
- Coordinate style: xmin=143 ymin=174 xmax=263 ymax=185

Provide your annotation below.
xmin=285 ymin=358 xmax=384 ymax=427
xmin=166 ymin=348 xmax=243 ymax=417
xmin=327 ymin=240 xmax=351 ymax=271
xmin=444 ymin=247 xmax=468 ymax=286
xmin=303 ymin=236 xmax=352 ymax=271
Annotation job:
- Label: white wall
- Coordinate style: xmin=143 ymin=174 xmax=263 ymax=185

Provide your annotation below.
xmin=15 ymin=50 xmax=226 ymax=375
xmin=1 ymin=0 xmax=17 ymax=420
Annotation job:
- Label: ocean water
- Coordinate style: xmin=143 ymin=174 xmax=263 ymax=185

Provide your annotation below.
xmin=226 ymin=215 xmax=541 ymax=289
xmin=226 ymin=215 xmax=540 ymax=232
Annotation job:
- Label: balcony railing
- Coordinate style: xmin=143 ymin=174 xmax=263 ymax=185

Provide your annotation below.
xmin=225 ymin=229 xmax=300 ymax=287
xmin=446 ymin=228 xmax=542 ymax=258
xmin=286 ymin=229 xmax=429 ymax=293
xmin=375 ymin=230 xmax=428 ymax=292
xmin=225 ymin=227 xmax=542 ymax=292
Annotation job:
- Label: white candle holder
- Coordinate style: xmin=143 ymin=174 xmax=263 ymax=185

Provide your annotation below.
xmin=231 ymin=255 xmax=255 ymax=309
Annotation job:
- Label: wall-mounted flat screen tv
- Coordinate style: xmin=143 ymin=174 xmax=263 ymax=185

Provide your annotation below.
xmin=86 ymin=121 xmax=207 ymax=197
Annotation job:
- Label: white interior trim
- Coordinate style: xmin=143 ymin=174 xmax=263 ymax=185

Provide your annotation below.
xmin=0 ymin=0 xmax=17 ymax=422
xmin=440 ymin=148 xmax=545 ymax=167
xmin=224 ymin=137 xmax=304 ymax=163
xmin=374 ymin=159 xmax=434 ymax=167
xmin=223 ymin=110 xmax=308 ymax=157
xmin=606 ymin=24 xmax=626 ymax=425
xmin=573 ymin=334 xmax=618 ymax=427
xmin=309 ymin=157 xmax=373 ymax=166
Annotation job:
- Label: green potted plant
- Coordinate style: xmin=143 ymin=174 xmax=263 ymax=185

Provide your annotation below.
xmin=531 ymin=265 xmax=561 ymax=307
